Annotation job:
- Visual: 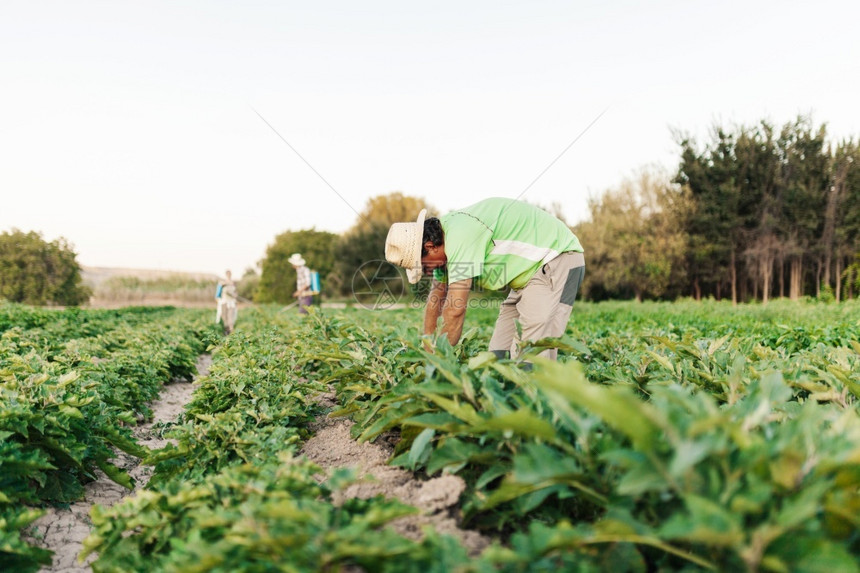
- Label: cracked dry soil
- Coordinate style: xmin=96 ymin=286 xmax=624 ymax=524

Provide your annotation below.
xmin=300 ymin=392 xmax=490 ymax=557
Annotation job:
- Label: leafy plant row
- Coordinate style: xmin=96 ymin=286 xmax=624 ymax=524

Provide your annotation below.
xmin=82 ymin=307 xmax=487 ymax=572
xmin=0 ymin=305 xmax=219 ymax=572
xmin=86 ymin=306 xmax=665 ymax=572
xmin=0 ymin=302 xmax=193 ymax=350
xmin=305 ymin=303 xmax=860 ymax=571
xmin=82 ymin=301 xmax=857 ymax=571
xmin=9 ymin=301 xmax=860 ymax=572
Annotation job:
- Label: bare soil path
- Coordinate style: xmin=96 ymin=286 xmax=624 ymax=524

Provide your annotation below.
xmin=27 ymin=355 xmax=212 ymax=573
xmin=300 ymin=390 xmax=491 ymax=557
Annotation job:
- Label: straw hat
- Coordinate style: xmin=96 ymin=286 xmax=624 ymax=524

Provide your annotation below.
xmin=288 ymin=253 xmax=306 ymax=266
xmin=385 ymin=208 xmax=426 ymax=284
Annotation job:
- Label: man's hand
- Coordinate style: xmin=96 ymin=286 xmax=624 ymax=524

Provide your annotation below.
xmin=422 ymin=278 xmax=471 ymax=348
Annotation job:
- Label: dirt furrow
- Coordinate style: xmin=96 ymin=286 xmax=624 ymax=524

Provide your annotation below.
xmin=27 ymin=354 xmax=211 ymax=573
xmin=300 ymin=403 xmax=491 ymax=557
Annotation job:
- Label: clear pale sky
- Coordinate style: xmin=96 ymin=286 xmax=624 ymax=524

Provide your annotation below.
xmin=2 ymin=1 xmax=858 ymax=276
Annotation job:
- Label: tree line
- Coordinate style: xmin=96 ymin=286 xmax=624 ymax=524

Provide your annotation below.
xmin=257 ymin=116 xmax=860 ymax=305
xmin=675 ymin=116 xmax=860 ymax=303
xmin=4 ymin=115 xmax=858 ymax=306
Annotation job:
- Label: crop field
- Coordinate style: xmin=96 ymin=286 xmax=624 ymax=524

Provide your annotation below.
xmin=2 ymin=300 xmax=860 ymax=572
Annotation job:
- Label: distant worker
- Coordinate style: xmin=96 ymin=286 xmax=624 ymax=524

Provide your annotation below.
xmin=289 ymin=253 xmax=313 ymax=315
xmin=385 ymin=197 xmax=585 ymax=360
xmin=216 ymin=270 xmax=239 ymax=334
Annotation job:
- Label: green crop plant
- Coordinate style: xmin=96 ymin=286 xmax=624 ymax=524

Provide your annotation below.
xmin=294 ymin=301 xmax=860 ymax=570
xmin=0 ymin=304 xmax=219 ymax=572
xmin=84 ymin=454 xmax=487 ymax=573
xmin=4 ymin=300 xmax=860 ymax=571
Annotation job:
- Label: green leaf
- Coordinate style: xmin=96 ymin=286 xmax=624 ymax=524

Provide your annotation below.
xmin=599 ymin=541 xmax=647 ymax=573
xmin=707 ymin=334 xmax=731 ymax=356
xmin=58 ymin=404 xmax=83 ymax=419
xmin=57 ymin=370 xmax=80 ymax=387
xmin=470 ymin=408 xmax=558 ymax=442
xmin=775 ymin=481 xmax=830 ymax=529
xmin=515 ymin=484 xmax=565 ymax=513
xmin=512 ymin=443 xmax=581 ymax=484
xmin=407 ymin=428 xmax=435 ymax=470
xmin=421 ymin=393 xmax=481 ymax=425
xmin=659 ymin=494 xmax=744 ymax=546
xmin=770 ymin=535 xmax=860 ymax=573
xmin=356 ymin=401 xmax=426 ymax=442
xmin=476 ymin=464 xmax=511 ymax=490
xmin=425 ymin=438 xmax=485 ymax=475
xmin=96 ymin=459 xmax=134 ymax=490
xmin=489 ymin=362 xmax=533 ymax=386
xmin=532 ymin=359 xmax=661 ymax=449
xmin=467 ymin=351 xmax=497 ymax=369
xmin=404 ymin=411 xmax=464 ymax=432
xmin=668 ymin=439 xmax=712 ymax=477
xmin=646 ymin=350 xmax=675 ymax=373
xmin=616 ymin=463 xmax=668 ymax=496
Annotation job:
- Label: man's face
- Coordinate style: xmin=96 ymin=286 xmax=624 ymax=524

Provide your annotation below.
xmin=421 ymin=242 xmax=446 ymax=275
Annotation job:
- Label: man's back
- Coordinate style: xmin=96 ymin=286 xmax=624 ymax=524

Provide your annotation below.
xmin=438 ymin=198 xmax=582 ymax=290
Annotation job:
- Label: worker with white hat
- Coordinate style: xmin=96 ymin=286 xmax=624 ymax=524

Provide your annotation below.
xmin=385 ymin=197 xmax=585 ymax=360
xmin=289 ymin=253 xmax=313 ymax=315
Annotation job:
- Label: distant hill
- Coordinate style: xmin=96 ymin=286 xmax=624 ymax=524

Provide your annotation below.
xmin=81 ymin=266 xmax=219 ymax=288
xmin=81 ymin=266 xmax=221 ymax=308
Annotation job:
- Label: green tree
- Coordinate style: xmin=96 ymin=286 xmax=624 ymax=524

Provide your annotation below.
xmin=774 ymin=117 xmax=829 ymax=300
xmin=844 ymin=254 xmax=860 ymax=299
xmin=256 ymin=229 xmax=338 ymax=304
xmin=236 ymin=266 xmax=260 ymax=301
xmin=334 ymin=192 xmax=435 ymax=299
xmin=736 ymin=121 xmax=781 ymax=303
xmin=677 ymin=116 xmax=845 ymax=304
xmin=676 ymin=127 xmax=746 ymax=302
xmin=828 ymin=139 xmax=860 ymax=300
xmin=0 ymin=229 xmax=91 ymax=305
xmin=577 ymin=168 xmax=688 ymax=301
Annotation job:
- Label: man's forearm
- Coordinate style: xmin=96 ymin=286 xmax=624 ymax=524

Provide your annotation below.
xmin=440 ymin=306 xmax=465 ymax=346
xmin=424 ymin=301 xmax=442 ymax=335
xmin=440 ymin=279 xmax=470 ymax=346
xmin=424 ymin=281 xmax=446 ymax=335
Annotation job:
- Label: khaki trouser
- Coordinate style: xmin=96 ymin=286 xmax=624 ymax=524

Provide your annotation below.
xmin=488 ymin=251 xmax=585 ymax=360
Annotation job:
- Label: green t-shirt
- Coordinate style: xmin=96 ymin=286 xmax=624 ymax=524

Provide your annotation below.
xmin=433 ymin=197 xmax=583 ymax=290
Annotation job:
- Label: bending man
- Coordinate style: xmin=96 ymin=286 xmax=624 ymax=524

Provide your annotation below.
xmin=385 ymin=197 xmax=585 ymax=360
